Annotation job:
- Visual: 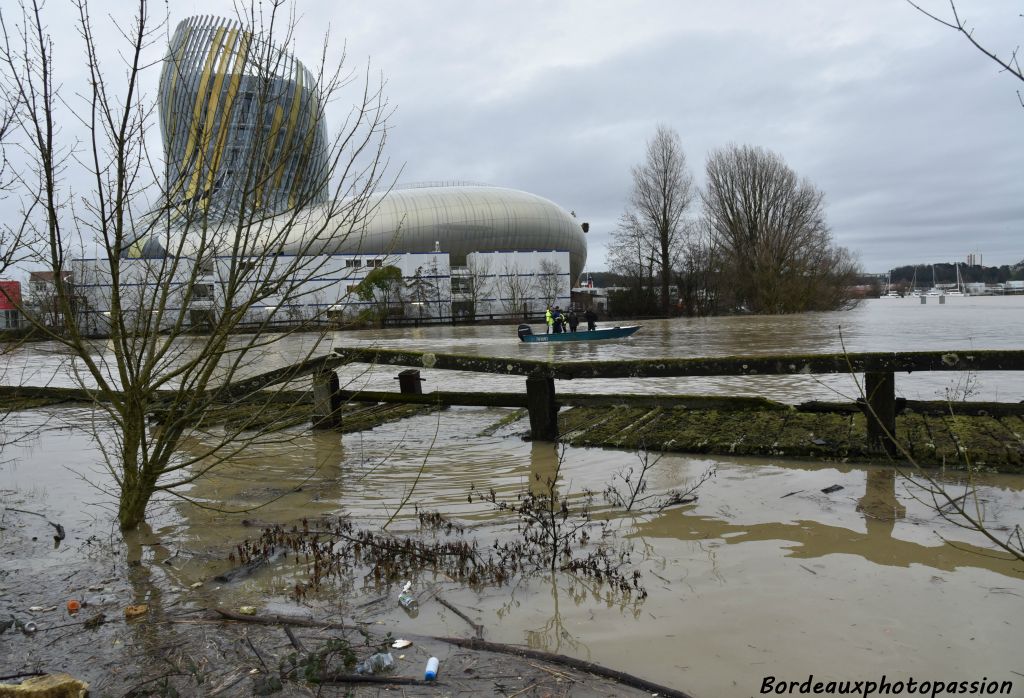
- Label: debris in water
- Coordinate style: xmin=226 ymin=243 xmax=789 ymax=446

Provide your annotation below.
xmin=355 ymin=652 xmax=395 ymax=675
xmin=124 ymin=604 xmax=148 ymax=619
xmin=391 ymin=639 xmax=412 ymax=649
xmin=780 ymin=490 xmax=804 ymax=499
xmin=0 ymin=673 xmax=88 ymax=695
xmin=238 ymin=606 xmax=258 ymax=615
xmin=83 ymin=613 xmax=106 ymax=630
xmin=398 ymin=581 xmax=417 ymax=612
xmin=821 ymin=485 xmax=844 ymax=494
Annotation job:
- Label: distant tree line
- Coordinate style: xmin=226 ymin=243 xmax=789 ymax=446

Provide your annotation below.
xmin=890 ymin=262 xmax=1024 ymax=287
xmin=605 ymin=126 xmax=860 ymax=317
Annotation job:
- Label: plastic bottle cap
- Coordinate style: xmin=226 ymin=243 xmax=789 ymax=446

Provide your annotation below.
xmin=66 ymin=599 xmax=81 ymax=613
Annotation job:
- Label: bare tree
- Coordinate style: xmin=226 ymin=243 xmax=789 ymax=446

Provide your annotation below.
xmin=702 ymin=144 xmax=859 ymax=314
xmin=675 ymin=220 xmax=722 ymax=317
xmin=0 ymin=0 xmax=390 ymax=530
xmin=606 ymin=213 xmax=662 ymax=316
xmin=535 ymin=258 xmax=562 ymax=309
xmin=453 ymin=254 xmax=492 ymax=319
xmin=906 ymin=1 xmax=1023 ymax=108
xmin=496 ymin=260 xmax=529 ymax=318
xmin=612 ymin=125 xmax=695 ymax=315
xmin=405 ymin=262 xmax=443 ymax=319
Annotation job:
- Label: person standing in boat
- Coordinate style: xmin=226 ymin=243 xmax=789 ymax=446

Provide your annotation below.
xmin=567 ymin=309 xmax=579 ymax=332
xmin=545 ymin=306 xmax=553 ymax=334
xmin=584 ymin=307 xmax=597 ymax=331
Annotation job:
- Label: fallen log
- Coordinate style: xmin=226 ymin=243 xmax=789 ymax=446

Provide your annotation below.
xmin=434 ymin=636 xmax=695 ymax=698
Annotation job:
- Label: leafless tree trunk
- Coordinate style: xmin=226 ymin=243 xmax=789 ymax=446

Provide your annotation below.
xmin=0 ymin=0 xmax=390 ymax=530
xmin=612 ymin=125 xmax=695 ymax=315
xmin=536 ymin=259 xmax=562 ymax=309
xmin=457 ymin=254 xmax=492 ymax=319
xmin=675 ymin=220 xmax=722 ymax=317
xmin=497 ymin=260 xmax=530 ymax=318
xmin=702 ymin=144 xmax=859 ymax=314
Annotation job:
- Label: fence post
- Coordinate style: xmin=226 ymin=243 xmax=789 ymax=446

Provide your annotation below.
xmin=865 ymin=371 xmax=897 ymax=456
xmin=526 ymin=376 xmax=558 ymax=441
xmin=312 ymin=369 xmax=341 ymax=428
xmin=396 ymin=369 xmax=424 ymax=395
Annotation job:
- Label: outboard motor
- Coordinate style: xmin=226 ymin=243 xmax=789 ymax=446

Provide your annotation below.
xmin=517 ymin=324 xmax=533 ymax=341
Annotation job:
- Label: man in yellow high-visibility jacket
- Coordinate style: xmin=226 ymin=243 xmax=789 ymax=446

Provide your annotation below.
xmin=545 ymin=306 xmax=553 ymax=334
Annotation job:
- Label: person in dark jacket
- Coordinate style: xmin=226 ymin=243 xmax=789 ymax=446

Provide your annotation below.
xmin=567 ymin=309 xmax=579 ymax=332
xmin=552 ymin=307 xmax=563 ymax=333
xmin=584 ymin=307 xmax=597 ymax=331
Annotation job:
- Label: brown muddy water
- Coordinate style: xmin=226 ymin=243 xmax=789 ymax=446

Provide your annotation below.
xmin=3 ymin=297 xmax=1024 ymax=696
xmin=3 ymin=404 xmax=1024 ymax=696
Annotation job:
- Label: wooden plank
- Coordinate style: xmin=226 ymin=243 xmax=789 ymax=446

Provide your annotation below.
xmin=333 ymin=347 xmax=1024 ymax=379
xmin=333 ymin=389 xmax=789 ymax=412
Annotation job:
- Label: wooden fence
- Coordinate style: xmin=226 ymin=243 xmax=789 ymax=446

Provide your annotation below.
xmin=326 ymin=347 xmax=1024 ymax=456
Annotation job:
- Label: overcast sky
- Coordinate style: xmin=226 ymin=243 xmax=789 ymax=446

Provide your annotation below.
xmin=19 ymin=0 xmax=1024 ymax=273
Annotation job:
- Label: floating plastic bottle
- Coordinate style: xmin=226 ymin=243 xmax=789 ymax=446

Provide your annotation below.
xmin=355 ymin=652 xmax=395 ymax=675
xmin=398 ymin=580 xmax=418 ymax=611
xmin=424 ymin=656 xmax=439 ymax=681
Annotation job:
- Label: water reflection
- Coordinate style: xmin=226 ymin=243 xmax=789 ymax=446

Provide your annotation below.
xmin=529 ymin=440 xmax=560 ymax=498
xmin=635 ymin=465 xmax=1023 ymax=578
xmin=524 ymin=578 xmax=581 ymax=655
xmin=857 ymin=468 xmax=907 ymax=540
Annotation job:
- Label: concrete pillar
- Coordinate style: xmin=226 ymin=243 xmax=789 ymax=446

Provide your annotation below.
xmin=865 ymin=371 xmax=897 ymax=456
xmin=526 ymin=375 xmax=558 ymax=441
xmin=312 ymin=370 xmax=341 ymax=428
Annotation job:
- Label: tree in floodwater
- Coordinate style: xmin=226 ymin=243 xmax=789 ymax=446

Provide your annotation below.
xmin=356 ymin=265 xmax=403 ymax=325
xmin=610 ymin=125 xmax=695 ymax=315
xmin=0 ymin=0 xmax=390 ymax=530
xmin=702 ymin=144 xmax=859 ymax=313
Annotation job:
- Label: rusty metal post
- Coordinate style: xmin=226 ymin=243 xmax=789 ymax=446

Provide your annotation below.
xmin=865 ymin=371 xmax=897 ymax=456
xmin=312 ymin=370 xmax=341 ymax=428
xmin=526 ymin=376 xmax=558 ymax=441
xmin=395 ymin=369 xmax=424 ymax=395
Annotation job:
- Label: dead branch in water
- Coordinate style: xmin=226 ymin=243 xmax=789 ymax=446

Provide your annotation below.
xmin=435 ymin=636 xmax=695 ymax=698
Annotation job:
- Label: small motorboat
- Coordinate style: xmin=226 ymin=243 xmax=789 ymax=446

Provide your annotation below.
xmin=517 ymin=324 xmax=640 ymax=343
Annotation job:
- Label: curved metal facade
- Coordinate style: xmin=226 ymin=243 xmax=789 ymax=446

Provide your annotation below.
xmin=278 ymin=185 xmax=588 ymax=279
xmin=158 ymin=16 xmax=329 ymax=218
xmin=149 ymin=21 xmax=588 ymax=275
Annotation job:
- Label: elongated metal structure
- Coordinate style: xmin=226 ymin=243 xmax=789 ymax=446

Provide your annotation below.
xmin=158 ymin=15 xmax=329 ymax=220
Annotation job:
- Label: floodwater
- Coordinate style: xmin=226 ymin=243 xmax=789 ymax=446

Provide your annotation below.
xmin=3 ymin=296 xmax=1024 ymax=697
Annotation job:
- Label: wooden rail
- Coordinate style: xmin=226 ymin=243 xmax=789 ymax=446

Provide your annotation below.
xmin=331 ymin=347 xmax=1023 ymax=378
xmin=330 ymin=347 xmax=1024 ymax=455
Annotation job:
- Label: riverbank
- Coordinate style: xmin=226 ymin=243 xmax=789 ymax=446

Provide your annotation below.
xmin=0 ymin=508 xmax=680 ymax=697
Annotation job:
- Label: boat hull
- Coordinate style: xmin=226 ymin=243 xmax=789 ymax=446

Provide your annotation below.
xmin=519 ymin=325 xmax=640 ymax=343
